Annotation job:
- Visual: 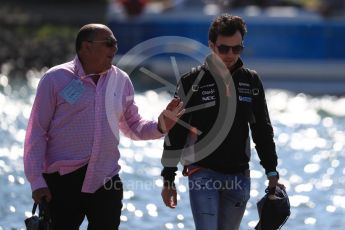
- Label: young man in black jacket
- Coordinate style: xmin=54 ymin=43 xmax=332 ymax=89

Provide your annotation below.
xmin=161 ymin=14 xmax=285 ymax=230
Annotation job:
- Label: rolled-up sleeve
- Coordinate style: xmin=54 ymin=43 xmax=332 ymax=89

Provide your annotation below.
xmin=119 ymin=79 xmax=163 ymax=140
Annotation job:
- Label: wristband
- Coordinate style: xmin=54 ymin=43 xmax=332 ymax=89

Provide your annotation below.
xmin=266 ymin=171 xmax=278 ymax=177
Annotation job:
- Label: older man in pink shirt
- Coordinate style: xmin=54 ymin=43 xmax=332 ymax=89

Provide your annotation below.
xmin=24 ymin=23 xmax=183 ymax=230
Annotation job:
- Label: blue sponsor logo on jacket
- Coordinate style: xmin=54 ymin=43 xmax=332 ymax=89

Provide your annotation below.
xmin=239 ymin=96 xmax=252 ymax=103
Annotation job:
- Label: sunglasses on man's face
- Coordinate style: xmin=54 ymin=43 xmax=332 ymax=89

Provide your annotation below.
xmin=88 ymin=37 xmax=118 ymax=49
xmin=216 ymin=44 xmax=244 ymax=54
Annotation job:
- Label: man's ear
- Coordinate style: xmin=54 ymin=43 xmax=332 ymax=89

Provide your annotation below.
xmin=81 ymin=40 xmax=91 ymax=52
xmin=78 ymin=41 xmax=90 ymax=58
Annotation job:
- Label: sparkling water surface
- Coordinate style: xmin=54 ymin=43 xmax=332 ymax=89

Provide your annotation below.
xmin=1 ymin=71 xmax=345 ymax=230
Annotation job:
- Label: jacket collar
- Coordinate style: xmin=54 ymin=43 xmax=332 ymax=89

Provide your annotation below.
xmin=203 ymin=57 xmax=244 ymax=73
xmin=231 ymin=58 xmax=244 ymax=74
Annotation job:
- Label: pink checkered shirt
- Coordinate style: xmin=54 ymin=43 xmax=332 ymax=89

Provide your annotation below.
xmin=24 ymin=56 xmax=163 ymax=193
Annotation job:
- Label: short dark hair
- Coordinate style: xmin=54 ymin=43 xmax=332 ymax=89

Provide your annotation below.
xmin=75 ymin=25 xmax=99 ymax=53
xmin=208 ymin=15 xmax=247 ymax=43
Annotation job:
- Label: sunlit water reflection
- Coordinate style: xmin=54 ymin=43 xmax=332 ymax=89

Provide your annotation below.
xmin=1 ymin=72 xmax=345 ymax=229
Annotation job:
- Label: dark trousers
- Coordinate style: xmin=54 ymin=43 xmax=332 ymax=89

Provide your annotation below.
xmin=43 ymin=165 xmax=123 ymax=230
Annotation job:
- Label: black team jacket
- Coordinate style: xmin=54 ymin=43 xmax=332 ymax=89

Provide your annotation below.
xmin=161 ymin=59 xmax=278 ymax=185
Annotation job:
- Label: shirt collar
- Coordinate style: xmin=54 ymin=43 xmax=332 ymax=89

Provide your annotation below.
xmin=73 ymin=55 xmax=111 ymax=79
xmin=73 ymin=55 xmax=87 ymax=79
